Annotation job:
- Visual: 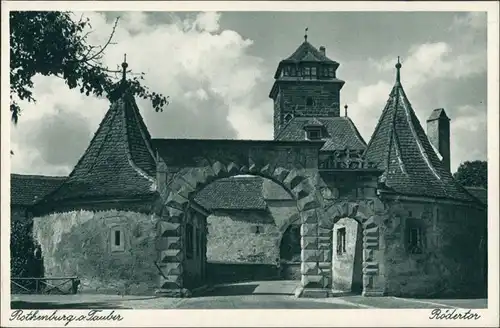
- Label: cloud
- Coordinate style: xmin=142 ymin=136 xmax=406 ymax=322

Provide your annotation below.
xmin=9 ymin=11 xmax=487 ymax=177
xmin=346 ymin=12 xmax=487 ymax=173
xmin=11 ymin=11 xmax=268 ymax=175
xmin=371 ymin=41 xmax=486 ymax=90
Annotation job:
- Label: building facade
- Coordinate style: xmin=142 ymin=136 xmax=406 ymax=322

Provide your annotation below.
xmin=11 ymin=38 xmax=487 ymax=298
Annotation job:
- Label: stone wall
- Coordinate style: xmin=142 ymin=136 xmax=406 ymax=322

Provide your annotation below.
xmin=32 ymin=209 xmax=158 ymax=295
xmin=206 ymin=211 xmax=280 ymax=265
xmin=384 ymin=199 xmax=487 ymax=297
xmin=332 ymin=218 xmax=363 ymax=292
xmin=206 ymin=200 xmax=300 ymax=265
xmin=280 ymin=83 xmax=341 ymax=118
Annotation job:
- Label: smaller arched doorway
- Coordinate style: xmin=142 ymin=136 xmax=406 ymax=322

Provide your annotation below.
xmin=279 ymin=224 xmax=301 ymax=280
xmin=332 ymin=217 xmax=363 ymax=294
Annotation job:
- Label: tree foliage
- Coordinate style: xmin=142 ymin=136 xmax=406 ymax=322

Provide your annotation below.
xmin=10 ymin=217 xmax=42 ymax=278
xmin=453 ymin=160 xmax=488 ymax=188
xmin=10 ymin=11 xmax=169 ymax=123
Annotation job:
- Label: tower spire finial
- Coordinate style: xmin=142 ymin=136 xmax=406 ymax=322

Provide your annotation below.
xmin=121 ymin=54 xmax=128 ymax=81
xmin=304 ymin=27 xmax=308 ymax=42
xmin=395 ymin=56 xmax=402 ymax=84
xmin=344 ymin=104 xmax=348 ymax=117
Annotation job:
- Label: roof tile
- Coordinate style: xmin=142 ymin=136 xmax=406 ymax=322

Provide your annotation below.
xmin=11 ymin=174 xmax=66 ymax=206
xmin=276 ymin=116 xmax=366 ymax=151
xmin=364 ymin=67 xmax=477 ymax=202
xmin=40 ymin=83 xmax=157 ymax=204
xmin=194 ymin=177 xmax=267 ymax=210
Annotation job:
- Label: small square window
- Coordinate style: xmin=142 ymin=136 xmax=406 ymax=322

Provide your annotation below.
xmin=337 ymin=227 xmax=346 ymax=255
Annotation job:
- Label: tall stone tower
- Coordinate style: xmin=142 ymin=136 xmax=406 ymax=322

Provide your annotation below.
xmin=426 ymin=108 xmax=451 ymax=172
xmin=269 ymin=35 xmax=345 ymax=139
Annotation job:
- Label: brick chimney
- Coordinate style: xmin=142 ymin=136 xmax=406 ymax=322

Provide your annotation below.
xmin=319 ymin=46 xmax=326 ymax=56
xmin=426 ymin=108 xmax=451 ymax=172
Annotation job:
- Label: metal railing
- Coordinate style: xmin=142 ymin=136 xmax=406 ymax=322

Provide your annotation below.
xmin=11 ymin=277 xmax=80 ymax=295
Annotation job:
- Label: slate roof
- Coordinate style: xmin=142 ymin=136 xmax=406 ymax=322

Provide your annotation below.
xmin=11 ymin=174 xmax=66 ymax=206
xmin=464 ymin=187 xmax=488 ymax=205
xmin=194 ymin=177 xmax=267 ymax=210
xmin=40 ymin=82 xmax=157 ymax=204
xmin=283 ymin=41 xmax=337 ymax=64
xmin=276 ymin=116 xmax=367 ymax=152
xmin=364 ymin=64 xmax=477 ymax=203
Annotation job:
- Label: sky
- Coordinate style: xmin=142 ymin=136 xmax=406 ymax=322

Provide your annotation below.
xmin=9 ymin=11 xmax=488 ymax=176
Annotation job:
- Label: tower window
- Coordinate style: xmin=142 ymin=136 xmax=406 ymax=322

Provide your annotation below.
xmin=311 ymin=67 xmax=317 ymax=77
xmin=283 ymin=113 xmax=293 ymax=124
xmin=337 ymin=227 xmax=346 ymax=255
xmin=290 ymin=66 xmax=296 ymax=76
xmin=304 ymin=67 xmax=310 ymax=78
xmin=328 ymin=67 xmax=334 ymax=77
xmin=306 ymin=96 xmax=314 ymax=106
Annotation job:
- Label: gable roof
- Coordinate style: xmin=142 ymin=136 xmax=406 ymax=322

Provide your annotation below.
xmin=11 ymin=174 xmax=66 ymax=206
xmin=40 ymin=82 xmax=157 ymax=204
xmin=364 ymin=62 xmax=477 ymax=203
xmin=276 ymin=116 xmax=366 ymax=152
xmin=194 ymin=176 xmax=267 ymax=210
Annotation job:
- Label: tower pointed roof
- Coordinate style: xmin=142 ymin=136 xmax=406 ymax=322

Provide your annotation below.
xmin=40 ymin=59 xmax=157 ymax=205
xmin=283 ymin=40 xmax=337 ymax=64
xmin=272 ymin=34 xmax=341 ymax=80
xmin=364 ymin=59 xmax=476 ymax=202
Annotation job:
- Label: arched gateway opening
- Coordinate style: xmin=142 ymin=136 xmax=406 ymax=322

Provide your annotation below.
xmin=153 ymin=139 xmax=385 ymax=298
xmin=192 ymin=174 xmax=300 ymax=286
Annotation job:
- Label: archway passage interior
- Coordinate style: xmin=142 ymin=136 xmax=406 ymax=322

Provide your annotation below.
xmin=184 ymin=174 xmax=302 ymax=288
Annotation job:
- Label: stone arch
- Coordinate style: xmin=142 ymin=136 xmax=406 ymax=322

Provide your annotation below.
xmin=318 ymin=199 xmax=386 ymax=297
xmin=155 ymin=160 xmax=322 ymax=295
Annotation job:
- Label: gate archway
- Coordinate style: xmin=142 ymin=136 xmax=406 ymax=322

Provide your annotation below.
xmin=152 ymin=139 xmax=385 ymax=297
xmin=315 ymin=200 xmax=386 ymax=297
xmin=155 ymin=160 xmax=322 ymax=297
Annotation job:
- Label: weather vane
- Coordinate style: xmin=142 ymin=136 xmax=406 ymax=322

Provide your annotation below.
xmin=121 ymin=54 xmax=128 ymax=81
xmin=304 ymin=27 xmax=308 ymax=42
xmin=395 ymin=56 xmax=402 ymax=83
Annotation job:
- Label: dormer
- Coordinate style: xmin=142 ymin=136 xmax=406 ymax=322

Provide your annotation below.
xmin=304 ymin=118 xmax=326 ymax=140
